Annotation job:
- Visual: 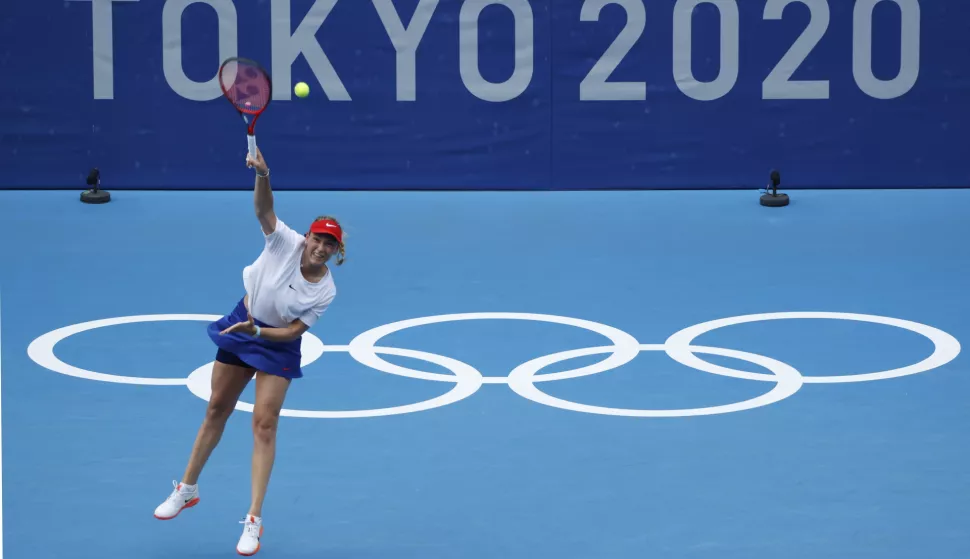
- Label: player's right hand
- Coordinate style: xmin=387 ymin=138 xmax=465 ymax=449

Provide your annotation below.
xmin=246 ymin=148 xmax=268 ymax=176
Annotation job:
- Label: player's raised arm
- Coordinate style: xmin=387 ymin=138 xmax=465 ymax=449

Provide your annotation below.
xmin=247 ymin=147 xmax=277 ymax=235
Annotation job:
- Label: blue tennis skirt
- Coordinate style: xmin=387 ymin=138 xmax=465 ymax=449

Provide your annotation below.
xmin=206 ymin=297 xmax=303 ymax=379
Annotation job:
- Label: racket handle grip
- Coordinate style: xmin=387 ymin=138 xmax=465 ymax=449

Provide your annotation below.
xmin=248 ymin=134 xmax=257 ymax=160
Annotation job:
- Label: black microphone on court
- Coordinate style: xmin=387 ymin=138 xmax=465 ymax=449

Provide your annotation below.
xmin=760 ymin=169 xmax=789 ymax=207
xmin=81 ymin=167 xmax=111 ymax=204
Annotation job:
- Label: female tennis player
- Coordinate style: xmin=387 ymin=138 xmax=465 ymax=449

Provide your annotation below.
xmin=153 ymin=146 xmax=342 ymax=556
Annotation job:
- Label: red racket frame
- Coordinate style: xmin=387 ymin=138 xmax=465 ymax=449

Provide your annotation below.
xmin=218 ymin=57 xmax=273 ymax=160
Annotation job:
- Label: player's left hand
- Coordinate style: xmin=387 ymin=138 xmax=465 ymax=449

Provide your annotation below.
xmin=220 ymin=313 xmax=258 ymax=336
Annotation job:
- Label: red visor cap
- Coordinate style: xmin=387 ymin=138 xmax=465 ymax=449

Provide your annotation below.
xmin=308 ymin=219 xmax=343 ymax=244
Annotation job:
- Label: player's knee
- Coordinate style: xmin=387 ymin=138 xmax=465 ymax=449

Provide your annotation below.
xmin=205 ymin=398 xmax=235 ymax=423
xmin=252 ymin=412 xmax=278 ymax=443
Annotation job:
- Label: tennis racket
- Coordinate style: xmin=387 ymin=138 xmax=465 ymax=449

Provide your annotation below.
xmin=218 ymin=57 xmax=272 ymax=160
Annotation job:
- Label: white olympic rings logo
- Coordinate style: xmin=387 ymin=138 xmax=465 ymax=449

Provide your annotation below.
xmin=26 ymin=311 xmax=961 ymax=419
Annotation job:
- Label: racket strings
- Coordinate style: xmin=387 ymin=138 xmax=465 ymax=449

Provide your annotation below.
xmin=220 ymin=62 xmax=271 ymax=113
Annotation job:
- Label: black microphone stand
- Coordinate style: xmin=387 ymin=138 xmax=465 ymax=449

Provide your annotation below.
xmin=81 ymin=167 xmax=111 ymax=204
xmin=760 ymin=169 xmax=789 ymax=207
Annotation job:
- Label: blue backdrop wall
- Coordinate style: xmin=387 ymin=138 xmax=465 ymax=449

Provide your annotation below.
xmin=2 ymin=0 xmax=967 ymax=190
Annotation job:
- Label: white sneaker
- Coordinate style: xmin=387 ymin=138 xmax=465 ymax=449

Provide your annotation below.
xmin=153 ymin=481 xmax=200 ymax=520
xmin=236 ymin=514 xmax=263 ymax=556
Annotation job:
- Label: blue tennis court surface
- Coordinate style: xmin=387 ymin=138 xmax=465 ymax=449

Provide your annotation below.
xmin=2 ymin=188 xmax=969 ymax=558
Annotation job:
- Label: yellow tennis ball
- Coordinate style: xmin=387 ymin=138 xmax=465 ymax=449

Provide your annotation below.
xmin=294 ymin=82 xmax=309 ymax=98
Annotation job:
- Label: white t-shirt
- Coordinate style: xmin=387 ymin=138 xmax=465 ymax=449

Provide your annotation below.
xmin=242 ymin=218 xmax=337 ymax=329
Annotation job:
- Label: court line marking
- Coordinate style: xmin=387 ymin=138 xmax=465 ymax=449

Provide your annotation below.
xmin=25 ymin=311 xmax=962 ymax=420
